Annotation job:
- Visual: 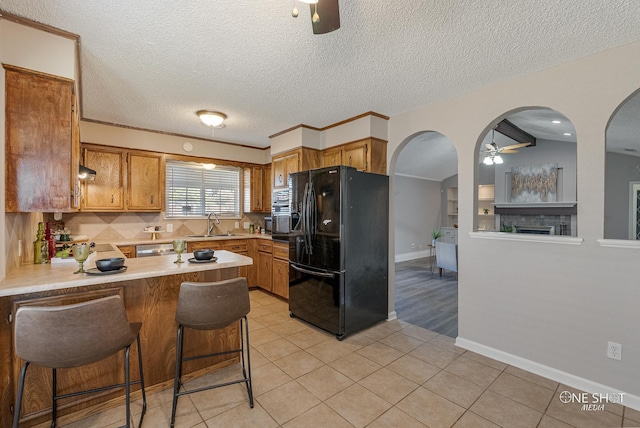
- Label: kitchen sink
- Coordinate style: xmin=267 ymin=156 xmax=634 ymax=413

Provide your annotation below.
xmin=186 ymin=234 xmax=238 ymax=238
xmin=213 ymin=233 xmax=238 ymax=236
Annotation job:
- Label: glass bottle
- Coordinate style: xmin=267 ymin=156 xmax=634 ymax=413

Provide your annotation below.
xmin=33 ymin=222 xmax=49 ymax=264
xmin=46 ymin=222 xmax=55 ymax=260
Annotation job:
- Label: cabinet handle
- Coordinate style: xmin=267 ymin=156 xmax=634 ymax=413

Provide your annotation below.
xmin=348 ymin=156 xmax=352 ymax=166
xmin=150 ymin=195 xmax=154 ymax=204
xmin=111 ymin=194 xmax=114 ymax=203
xmin=279 ymin=174 xmax=283 ymax=183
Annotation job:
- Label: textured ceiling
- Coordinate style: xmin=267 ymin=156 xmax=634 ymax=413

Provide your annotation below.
xmin=2 ymin=1 xmax=640 ymax=152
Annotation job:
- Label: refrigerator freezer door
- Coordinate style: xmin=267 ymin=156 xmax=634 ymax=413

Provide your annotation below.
xmin=289 ymin=262 xmax=344 ymax=337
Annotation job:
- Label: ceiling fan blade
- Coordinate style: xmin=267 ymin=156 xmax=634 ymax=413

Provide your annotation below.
xmin=485 ymin=143 xmax=495 ymax=151
xmin=311 ymin=0 xmax=340 ymax=34
xmin=501 ymin=142 xmax=531 ymax=151
xmin=500 ymin=149 xmax=519 ymax=154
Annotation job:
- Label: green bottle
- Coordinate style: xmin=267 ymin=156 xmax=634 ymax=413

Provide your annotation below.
xmin=33 ymin=222 xmax=49 ymax=264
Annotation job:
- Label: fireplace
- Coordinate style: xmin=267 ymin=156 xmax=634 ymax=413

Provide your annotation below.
xmin=515 ymin=225 xmax=555 ymax=235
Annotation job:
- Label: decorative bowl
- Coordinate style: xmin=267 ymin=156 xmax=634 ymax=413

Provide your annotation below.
xmin=95 ymin=257 xmax=125 ymax=272
xmin=193 ymin=249 xmax=215 ymax=260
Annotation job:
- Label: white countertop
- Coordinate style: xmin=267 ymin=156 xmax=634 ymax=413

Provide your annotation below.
xmin=111 ymin=232 xmax=272 ymax=246
xmin=0 ymin=249 xmax=253 ymax=298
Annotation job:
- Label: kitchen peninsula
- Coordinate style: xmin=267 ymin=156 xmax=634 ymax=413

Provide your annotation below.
xmin=0 ymin=247 xmax=253 ymax=428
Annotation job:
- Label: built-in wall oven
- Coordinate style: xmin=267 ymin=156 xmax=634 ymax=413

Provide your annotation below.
xmin=272 ymin=188 xmax=296 ymax=237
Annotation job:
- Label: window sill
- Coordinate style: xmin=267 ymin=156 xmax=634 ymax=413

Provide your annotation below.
xmin=597 ymin=239 xmax=640 ymax=249
xmin=469 ymin=231 xmax=584 ymax=245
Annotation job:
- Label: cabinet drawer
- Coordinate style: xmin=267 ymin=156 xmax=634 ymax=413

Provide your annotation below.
xmin=223 ymin=241 xmax=248 ymax=252
xmin=273 ymin=243 xmax=290 ymax=260
xmin=257 ymin=241 xmax=273 ymax=253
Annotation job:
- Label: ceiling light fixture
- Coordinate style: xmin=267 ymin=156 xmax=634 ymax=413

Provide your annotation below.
xmin=563 ymin=132 xmax=572 ymax=136
xmin=552 ymin=120 xmax=561 ymax=124
xmin=483 ymin=155 xmax=503 ymax=166
xmin=197 ymin=110 xmax=227 ymax=128
xmin=293 ymin=0 xmax=320 ymax=22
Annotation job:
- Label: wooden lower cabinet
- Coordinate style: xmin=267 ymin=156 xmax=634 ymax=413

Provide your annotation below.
xmin=223 ymin=241 xmax=250 ymax=282
xmin=116 ymin=245 xmax=136 ymax=258
xmin=272 ymin=241 xmax=290 ymax=299
xmin=256 ymin=240 xmax=273 ymax=292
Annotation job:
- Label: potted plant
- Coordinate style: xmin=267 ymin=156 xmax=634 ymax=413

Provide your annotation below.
xmin=431 ymin=230 xmax=442 ymax=246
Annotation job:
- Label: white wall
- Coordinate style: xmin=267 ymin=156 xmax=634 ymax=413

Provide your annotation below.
xmin=394 ymin=175 xmax=441 ymax=261
xmin=387 ymin=41 xmax=640 ymax=409
xmin=604 ymin=152 xmax=640 ymax=239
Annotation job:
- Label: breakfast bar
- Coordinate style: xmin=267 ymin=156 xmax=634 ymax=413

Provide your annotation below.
xmin=0 ymin=247 xmax=253 ymax=428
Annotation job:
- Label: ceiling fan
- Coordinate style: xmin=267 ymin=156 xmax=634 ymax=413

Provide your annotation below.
xmin=292 ymin=0 xmax=341 ymax=34
xmin=482 ymin=129 xmax=532 ymax=156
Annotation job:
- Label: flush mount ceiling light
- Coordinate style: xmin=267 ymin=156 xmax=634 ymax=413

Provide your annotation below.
xmin=483 ymin=155 xmax=503 ymax=166
xmin=197 ymin=110 xmax=227 ymax=128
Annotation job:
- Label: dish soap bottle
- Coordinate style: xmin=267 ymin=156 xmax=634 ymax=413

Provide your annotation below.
xmin=33 ymin=222 xmax=49 ymax=264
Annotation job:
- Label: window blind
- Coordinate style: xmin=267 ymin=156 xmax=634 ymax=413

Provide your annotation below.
xmin=166 ymin=161 xmax=240 ymax=218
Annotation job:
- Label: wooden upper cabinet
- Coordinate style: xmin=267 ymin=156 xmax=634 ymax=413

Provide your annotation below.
xmin=127 ymin=151 xmax=163 ymax=211
xmin=81 ymin=145 xmax=164 ymax=212
xmin=82 ymin=147 xmax=125 ymax=211
xmin=285 ymin=152 xmax=300 ymax=178
xmin=263 ymin=164 xmax=272 ymax=210
xmin=249 ymin=166 xmax=264 ymax=212
xmin=343 ymin=141 xmax=368 ymax=171
xmin=5 ymin=65 xmax=79 ymax=212
xmin=322 ymin=147 xmax=342 ymax=168
xmin=272 ymin=148 xmax=321 ymax=189
xmin=320 ymin=138 xmax=387 ymax=174
xmin=272 ymin=157 xmax=286 ymax=188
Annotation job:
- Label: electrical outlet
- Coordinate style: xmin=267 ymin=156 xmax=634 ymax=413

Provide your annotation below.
xmin=410 ymin=243 xmax=416 ymax=249
xmin=607 ymin=341 xmax=622 ymax=360
xmin=234 ymin=221 xmax=240 ymax=229
xmin=18 ymin=240 xmax=22 ymax=257
xmin=166 ymin=224 xmax=173 ymax=232
xmin=244 ymin=222 xmax=250 ymax=229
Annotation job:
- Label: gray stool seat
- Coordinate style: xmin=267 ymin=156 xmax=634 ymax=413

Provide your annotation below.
xmin=13 ymin=295 xmax=146 ymax=428
xmin=171 ymin=277 xmax=253 ymax=427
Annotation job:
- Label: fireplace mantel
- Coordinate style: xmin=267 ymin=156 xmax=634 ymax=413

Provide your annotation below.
xmin=494 ymin=202 xmax=577 ymax=215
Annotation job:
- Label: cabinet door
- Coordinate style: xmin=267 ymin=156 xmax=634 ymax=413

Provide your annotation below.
xmin=188 ymin=241 xmax=223 ymax=252
xmin=116 ymin=245 xmax=136 ymax=258
xmin=257 ymin=251 xmax=273 ymax=291
xmin=343 ymin=142 xmax=368 ymax=171
xmin=82 ymin=148 xmax=125 ymax=211
xmin=250 ymin=166 xmax=264 ymax=212
xmin=127 ymin=152 xmax=163 ymax=211
xmin=273 ymin=157 xmax=286 ymax=189
xmin=322 ymin=148 xmax=342 ymax=168
xmin=5 ymin=65 xmax=76 ymax=212
xmin=285 ymin=153 xmax=300 ymax=184
xmin=272 ymin=257 xmax=289 ymax=299
xmin=262 ymin=164 xmax=272 ymax=212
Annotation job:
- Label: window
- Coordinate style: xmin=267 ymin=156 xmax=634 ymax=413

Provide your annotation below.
xmin=165 ymin=161 xmax=241 ymax=218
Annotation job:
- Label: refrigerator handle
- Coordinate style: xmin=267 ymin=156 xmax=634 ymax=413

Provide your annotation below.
xmin=290 ymin=263 xmax=335 ymax=278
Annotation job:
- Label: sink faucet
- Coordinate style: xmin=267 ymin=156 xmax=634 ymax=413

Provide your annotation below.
xmin=207 ymin=212 xmax=220 ymax=235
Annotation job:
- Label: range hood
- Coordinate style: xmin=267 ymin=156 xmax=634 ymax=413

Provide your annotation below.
xmin=78 ymin=165 xmax=96 ymax=181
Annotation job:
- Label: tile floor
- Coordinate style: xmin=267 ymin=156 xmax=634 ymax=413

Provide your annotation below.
xmin=38 ymin=290 xmax=640 ymax=428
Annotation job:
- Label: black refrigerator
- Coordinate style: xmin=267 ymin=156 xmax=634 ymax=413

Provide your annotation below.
xmin=288 ymin=165 xmax=389 ymax=339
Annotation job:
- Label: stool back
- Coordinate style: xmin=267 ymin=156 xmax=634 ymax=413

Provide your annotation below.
xmin=14 ymin=295 xmax=137 ymax=368
xmin=176 ymin=277 xmax=250 ymax=330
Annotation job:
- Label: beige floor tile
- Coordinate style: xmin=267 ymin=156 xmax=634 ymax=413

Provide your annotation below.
xmin=537 ymin=414 xmax=574 ymax=428
xmin=187 ymin=381 xmax=252 ymax=421
xmin=400 ymin=324 xmax=440 ymax=342
xmin=444 ymin=355 xmax=502 ymax=388
xmin=355 ymin=341 xmax=405 ymax=366
xmin=248 ymin=317 xmax=266 ymax=331
xmin=461 ymin=351 xmax=508 ymax=371
xmin=424 ymin=370 xmax=485 ymax=408
xmin=409 ymin=342 xmax=460 ymax=368
xmin=452 ymin=411 xmax=500 ymax=427
xmin=359 ymin=367 xmax=419 ymax=404
xmin=251 ymin=326 xmax=283 ymax=346
xmin=283 ymin=403 xmax=355 ymax=428
xmin=386 ymin=354 xmax=441 ymax=384
xmin=379 ymin=331 xmax=425 ymax=353
xmin=254 ymin=312 xmax=292 ymax=327
xmin=286 ymin=329 xmax=332 ymax=349
xmin=470 ymin=390 xmax=543 ymax=428
xmin=504 ymin=365 xmax=560 ymax=390
xmin=624 ymin=417 xmax=640 ymax=427
xmin=273 ymin=349 xmax=325 ymax=378
xmin=396 ymin=386 xmax=466 ymax=428
xmin=428 ymin=334 xmax=466 ymax=354
xmin=204 ymin=401 xmax=278 ymax=428
xmin=297 ymin=365 xmax=355 ymax=400
xmin=359 ymin=323 xmax=396 ymax=341
xmin=626 ymin=406 xmax=640 ymax=423
xmin=257 ymin=381 xmax=321 ymax=425
xmin=383 ymin=318 xmax=412 ymax=331
xmin=251 ymin=362 xmax=294 ymax=396
xmin=489 ymin=372 xmax=555 ymax=412
xmin=254 ymin=337 xmax=301 ymax=361
xmin=368 ymin=407 xmax=427 ymax=428
xmin=268 ymin=318 xmax=310 ymax=336
xmin=139 ymin=396 xmax=204 ymax=428
xmin=306 ymin=339 xmax=353 ymax=363
xmin=545 ymin=388 xmax=623 ymax=428
xmin=248 ymin=305 xmax=275 ymax=319
xmin=330 ymin=352 xmax=382 ymax=382
xmin=339 ymin=331 xmax=377 ymax=351
xmin=325 ymin=383 xmax=392 ymax=428
xmin=57 ymin=404 xmax=127 ymax=428
xmin=262 ymin=299 xmax=289 ymax=313
xmin=248 ymin=347 xmax=271 ymax=368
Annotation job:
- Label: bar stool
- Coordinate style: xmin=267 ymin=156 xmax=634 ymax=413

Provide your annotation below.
xmin=171 ymin=277 xmax=253 ymax=427
xmin=13 ymin=295 xmax=147 ymax=428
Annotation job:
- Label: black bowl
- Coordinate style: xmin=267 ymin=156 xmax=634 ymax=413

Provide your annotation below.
xmin=193 ymin=249 xmax=214 ymax=260
xmin=95 ymin=257 xmax=125 ymax=272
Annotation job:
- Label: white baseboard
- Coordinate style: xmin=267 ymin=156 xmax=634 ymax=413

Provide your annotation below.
xmin=395 ymin=249 xmax=431 ymax=263
xmin=455 ymin=337 xmax=640 ymax=411
xmin=386 ymin=311 xmax=397 ymax=321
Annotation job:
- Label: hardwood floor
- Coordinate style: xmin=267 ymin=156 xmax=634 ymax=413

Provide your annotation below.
xmin=394 ymin=257 xmax=458 ymax=337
